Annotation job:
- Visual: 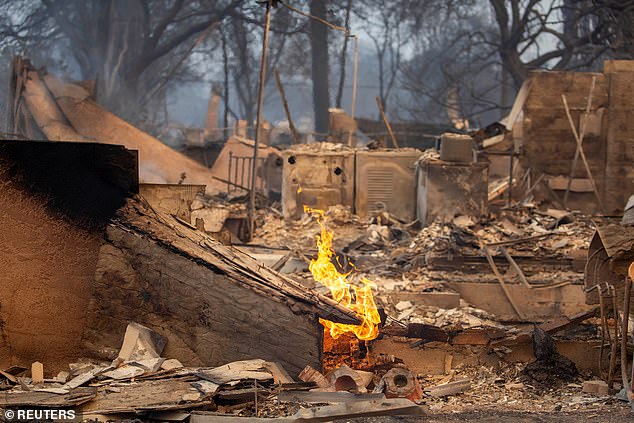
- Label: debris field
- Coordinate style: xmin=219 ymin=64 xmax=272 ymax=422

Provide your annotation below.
xmin=2 ymin=37 xmax=634 ymax=423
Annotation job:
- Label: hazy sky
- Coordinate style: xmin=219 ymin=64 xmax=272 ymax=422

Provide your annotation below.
xmin=167 ymin=35 xmax=398 ymax=130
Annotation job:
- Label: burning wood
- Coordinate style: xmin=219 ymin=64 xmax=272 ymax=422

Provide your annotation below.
xmin=305 ymin=207 xmax=381 ymax=341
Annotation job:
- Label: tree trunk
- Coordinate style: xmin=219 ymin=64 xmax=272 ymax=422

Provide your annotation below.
xmin=378 ymin=50 xmax=387 ymax=113
xmin=335 ymin=0 xmax=352 ymax=109
xmin=222 ymin=30 xmax=230 ymax=140
xmin=500 ymin=66 xmax=510 ymax=119
xmin=310 ymin=0 xmax=331 ymax=135
xmin=95 ymin=0 xmax=145 ymax=121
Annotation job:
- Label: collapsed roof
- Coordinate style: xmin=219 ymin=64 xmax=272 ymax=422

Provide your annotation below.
xmin=7 ymin=57 xmax=224 ymax=192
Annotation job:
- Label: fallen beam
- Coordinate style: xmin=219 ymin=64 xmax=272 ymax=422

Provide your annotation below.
xmin=425 ymin=378 xmax=471 ymax=397
xmin=21 ymin=70 xmax=88 ymax=141
xmin=277 ymin=391 xmax=385 ymax=404
xmin=0 ymin=388 xmax=96 ymax=408
xmin=491 ymin=308 xmax=599 ymax=347
xmin=292 ymin=398 xmax=424 ymax=421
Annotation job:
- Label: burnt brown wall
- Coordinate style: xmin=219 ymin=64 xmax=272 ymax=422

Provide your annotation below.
xmin=521 ymin=71 xmax=609 ymax=180
xmin=0 ymin=140 xmax=137 ymax=374
xmin=519 ymin=66 xmax=634 ymax=214
xmin=0 ymin=179 xmax=102 ymax=372
xmin=604 ymin=62 xmax=634 ymax=214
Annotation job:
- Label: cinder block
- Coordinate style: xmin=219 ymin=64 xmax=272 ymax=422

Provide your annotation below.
xmin=582 ymin=380 xmax=608 ymax=395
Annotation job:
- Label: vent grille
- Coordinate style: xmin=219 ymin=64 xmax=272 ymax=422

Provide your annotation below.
xmin=366 ymin=168 xmax=394 ymax=209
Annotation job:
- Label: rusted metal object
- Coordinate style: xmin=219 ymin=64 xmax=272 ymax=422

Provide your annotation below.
xmin=355 ymin=150 xmax=421 ymax=221
xmin=417 ymin=159 xmax=488 ymax=226
xmin=585 ymin=225 xmax=634 ymax=313
xmin=621 ymin=265 xmax=634 ymax=401
xmin=328 ymin=365 xmax=372 ymax=394
xmin=282 ymin=148 xmax=355 ymax=219
xmin=375 ymin=368 xmax=422 ymax=402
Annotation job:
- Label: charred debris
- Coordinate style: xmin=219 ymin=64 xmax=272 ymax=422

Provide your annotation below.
xmin=1 ymin=55 xmax=634 ymax=420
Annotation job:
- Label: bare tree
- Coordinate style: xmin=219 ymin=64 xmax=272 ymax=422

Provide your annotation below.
xmin=310 ymin=0 xmax=331 ymax=135
xmin=489 ymin=0 xmax=605 ymax=90
xmin=592 ymin=0 xmax=634 ymax=58
xmin=221 ymin=4 xmax=299 ymax=136
xmin=399 ymin=1 xmax=501 ymax=124
xmin=356 ymin=0 xmax=408 ymax=113
xmin=0 ymin=0 xmax=247 ymax=122
xmin=335 ymin=0 xmax=353 ymax=109
xmin=401 ymin=0 xmax=609 ymax=126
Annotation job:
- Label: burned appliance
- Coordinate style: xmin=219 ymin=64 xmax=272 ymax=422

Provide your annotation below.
xmin=355 ymin=149 xmax=421 ymax=221
xmin=282 ymin=148 xmax=355 ymax=219
xmin=417 ymin=159 xmax=488 ymax=225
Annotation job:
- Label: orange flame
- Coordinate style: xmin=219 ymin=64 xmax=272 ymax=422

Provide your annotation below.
xmin=305 ymin=207 xmax=380 ymax=341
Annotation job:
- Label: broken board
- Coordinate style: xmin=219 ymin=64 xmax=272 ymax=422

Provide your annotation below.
xmin=79 ymin=377 xmax=215 ymax=414
xmin=0 ymin=388 xmax=96 ymax=407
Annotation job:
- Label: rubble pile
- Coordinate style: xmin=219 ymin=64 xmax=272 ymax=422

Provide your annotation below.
xmin=409 ymin=206 xmax=595 ymax=259
xmin=252 ymin=203 xmax=598 ymax=323
xmin=285 ymin=141 xmax=355 ymax=153
xmin=423 ymin=362 xmax=625 ymax=414
xmin=386 ymin=300 xmax=508 ymax=330
xmin=254 ymin=203 xmax=597 ymax=277
xmin=0 ymin=323 xmax=425 ymax=421
xmin=253 ymin=204 xmax=367 ymax=251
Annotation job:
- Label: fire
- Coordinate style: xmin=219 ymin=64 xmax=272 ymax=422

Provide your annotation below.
xmin=305 ymin=207 xmax=381 ymax=341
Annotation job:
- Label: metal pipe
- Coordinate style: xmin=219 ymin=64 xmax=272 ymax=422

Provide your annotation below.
xmin=247 ymin=157 xmax=253 ymax=193
xmin=621 ymin=274 xmax=632 ymax=400
xmin=227 ymin=152 xmax=233 ymax=192
xmin=241 ymin=156 xmax=247 ymax=188
xmin=248 ymin=0 xmax=272 ymax=240
xmin=608 ymin=284 xmax=619 ymax=388
xmin=234 ymin=155 xmax=239 ymax=192
xmin=347 ymin=35 xmax=358 ymax=146
xmin=507 ymin=151 xmax=513 ymax=207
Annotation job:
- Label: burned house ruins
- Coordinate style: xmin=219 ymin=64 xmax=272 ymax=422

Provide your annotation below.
xmin=2 ymin=1 xmax=634 ymax=420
